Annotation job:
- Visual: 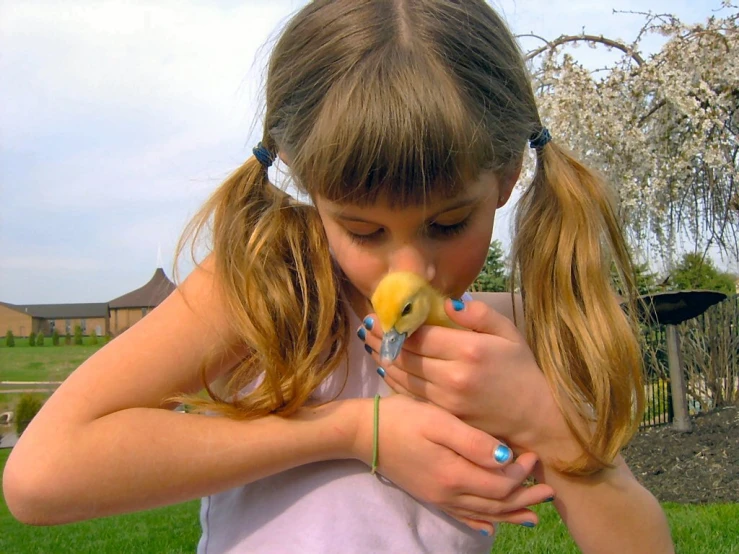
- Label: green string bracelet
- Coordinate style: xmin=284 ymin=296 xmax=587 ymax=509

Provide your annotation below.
xmin=371 ymin=394 xmax=380 ymax=474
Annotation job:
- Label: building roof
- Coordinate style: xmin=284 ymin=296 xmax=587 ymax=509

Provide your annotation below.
xmin=0 ymin=301 xmax=109 ymax=319
xmin=108 ymin=268 xmax=176 ymax=309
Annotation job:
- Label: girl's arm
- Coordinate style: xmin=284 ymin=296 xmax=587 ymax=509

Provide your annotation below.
xmin=533 ymin=455 xmax=673 ymax=554
xmin=3 ymin=260 xmax=550 ymax=529
xmin=2 ymin=257 xmax=359 ymax=524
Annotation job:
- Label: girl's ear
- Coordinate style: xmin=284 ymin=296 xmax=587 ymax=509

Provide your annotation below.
xmin=278 ymin=150 xmax=292 ymax=166
xmin=497 ymin=161 xmax=522 ymax=207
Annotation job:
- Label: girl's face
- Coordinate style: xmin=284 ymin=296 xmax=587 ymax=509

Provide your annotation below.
xmin=314 ymin=170 xmax=514 ymax=316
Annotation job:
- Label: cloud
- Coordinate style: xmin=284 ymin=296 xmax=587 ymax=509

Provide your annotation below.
xmin=0 ymin=255 xmax=103 ymax=272
xmin=0 ymin=0 xmax=728 ymax=304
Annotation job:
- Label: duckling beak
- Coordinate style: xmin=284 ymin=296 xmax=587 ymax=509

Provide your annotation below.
xmin=380 ymin=328 xmax=407 ymax=364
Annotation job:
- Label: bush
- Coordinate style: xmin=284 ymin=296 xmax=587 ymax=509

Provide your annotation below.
xmin=90 ymin=330 xmax=99 ymax=345
xmin=29 ymin=331 xmax=36 ymax=346
xmin=36 ymin=331 xmax=45 ymax=346
xmin=5 ymin=329 xmax=14 ymax=347
xmin=74 ymin=325 xmax=83 ymax=345
xmin=65 ymin=331 xmax=72 ymax=345
xmin=52 ymin=329 xmax=60 ymax=346
xmin=105 ymin=333 xmax=112 ymax=343
xmin=15 ymin=394 xmax=45 ymax=436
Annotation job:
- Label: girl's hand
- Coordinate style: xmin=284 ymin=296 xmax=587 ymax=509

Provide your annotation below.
xmin=359 ymin=299 xmax=576 ymax=460
xmin=352 ymin=394 xmax=555 ymax=536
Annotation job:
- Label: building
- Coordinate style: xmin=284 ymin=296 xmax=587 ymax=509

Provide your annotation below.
xmin=0 ymin=268 xmax=176 ymax=338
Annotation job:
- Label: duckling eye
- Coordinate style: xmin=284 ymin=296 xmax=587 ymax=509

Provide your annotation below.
xmin=401 ymin=303 xmax=412 ymax=316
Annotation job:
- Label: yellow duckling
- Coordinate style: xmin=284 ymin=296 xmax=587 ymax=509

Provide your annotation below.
xmin=370 ymin=271 xmax=462 ymax=364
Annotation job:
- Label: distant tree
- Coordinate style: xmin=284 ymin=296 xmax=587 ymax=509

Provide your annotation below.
xmin=15 ymin=394 xmax=44 ymax=436
xmin=671 ymin=253 xmax=736 ymax=295
xmin=64 ymin=331 xmax=72 ymax=345
xmin=28 ymin=331 xmax=36 ymax=347
xmin=52 ymin=329 xmax=60 ymax=346
xmin=612 ymin=260 xmax=660 ymax=297
xmin=74 ymin=325 xmax=84 ymax=345
xmin=36 ymin=331 xmax=44 ymax=346
xmin=5 ymin=330 xmax=15 ymax=347
xmin=89 ymin=330 xmax=98 ymax=345
xmin=473 ymin=240 xmax=510 ymax=292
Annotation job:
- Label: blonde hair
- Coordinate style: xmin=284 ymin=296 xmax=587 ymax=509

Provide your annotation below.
xmin=175 ymin=0 xmax=644 ymax=475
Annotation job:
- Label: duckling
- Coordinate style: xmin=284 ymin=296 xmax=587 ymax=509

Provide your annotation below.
xmin=370 ymin=271 xmax=461 ymax=364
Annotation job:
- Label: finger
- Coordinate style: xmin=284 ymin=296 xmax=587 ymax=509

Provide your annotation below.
xmin=454 ymin=504 xmax=540 ymax=527
xmin=443 ymin=512 xmax=496 ymax=538
xmin=443 ymin=298 xmax=522 ymax=343
xmin=359 ymin=314 xmax=475 ymax=363
xmin=377 ymin=367 xmax=413 ymax=397
xmin=426 ymin=419 xmax=515 ymax=470
xmin=452 ymin=481 xmax=554 ymax=523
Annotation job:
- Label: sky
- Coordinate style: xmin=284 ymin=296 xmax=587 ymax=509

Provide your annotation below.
xmin=0 ymin=0 xmax=721 ymax=304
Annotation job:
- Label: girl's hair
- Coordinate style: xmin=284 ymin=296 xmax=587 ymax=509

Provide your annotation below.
xmin=174 ymin=0 xmax=643 ymax=475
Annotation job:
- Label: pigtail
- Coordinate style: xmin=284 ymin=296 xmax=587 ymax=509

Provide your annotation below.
xmin=172 ymin=144 xmax=349 ymax=419
xmin=511 ymin=141 xmax=645 ymax=475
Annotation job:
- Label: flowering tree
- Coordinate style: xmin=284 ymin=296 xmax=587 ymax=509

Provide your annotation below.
xmin=525 ymin=3 xmax=739 ymax=270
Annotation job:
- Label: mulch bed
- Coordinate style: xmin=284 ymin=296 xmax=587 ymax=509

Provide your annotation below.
xmin=622 ymin=404 xmax=739 ymax=504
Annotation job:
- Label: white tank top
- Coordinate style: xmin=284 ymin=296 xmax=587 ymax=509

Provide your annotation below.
xmin=197 ymin=293 xmax=493 ymax=553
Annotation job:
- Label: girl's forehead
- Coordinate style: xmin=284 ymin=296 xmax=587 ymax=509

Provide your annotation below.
xmin=316 ymin=172 xmax=498 ymax=215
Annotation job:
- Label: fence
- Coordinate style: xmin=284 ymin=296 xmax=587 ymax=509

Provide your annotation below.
xmin=639 ymin=293 xmax=739 ymax=430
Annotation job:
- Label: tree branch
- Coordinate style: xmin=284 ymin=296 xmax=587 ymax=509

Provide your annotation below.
xmin=523 ymin=34 xmax=645 ymax=65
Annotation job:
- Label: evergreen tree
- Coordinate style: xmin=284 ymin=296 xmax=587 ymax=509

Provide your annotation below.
xmin=473 ymin=240 xmax=509 ymax=292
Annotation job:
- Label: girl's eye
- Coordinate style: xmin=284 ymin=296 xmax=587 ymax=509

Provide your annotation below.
xmin=347 ymin=228 xmax=384 ymax=244
xmin=427 ymin=218 xmax=470 ymax=238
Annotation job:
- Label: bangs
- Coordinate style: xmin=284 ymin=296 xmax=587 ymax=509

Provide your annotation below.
xmin=292 ymin=45 xmax=496 ymax=208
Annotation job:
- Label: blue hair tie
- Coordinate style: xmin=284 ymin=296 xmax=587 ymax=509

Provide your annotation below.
xmin=529 ymin=128 xmax=552 ymax=150
xmin=252 ymin=142 xmax=276 ymax=168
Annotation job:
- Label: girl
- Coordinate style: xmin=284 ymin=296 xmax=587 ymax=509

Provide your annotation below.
xmin=4 ymin=1 xmax=673 ymax=552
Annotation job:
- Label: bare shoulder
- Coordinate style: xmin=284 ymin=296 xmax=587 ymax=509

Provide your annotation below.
xmin=468 ymin=291 xmax=525 ymax=333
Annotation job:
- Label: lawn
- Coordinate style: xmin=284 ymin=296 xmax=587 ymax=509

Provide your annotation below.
xmin=0 ymin=339 xmax=103 ymax=383
xmin=1 ymin=449 xmax=738 ymax=553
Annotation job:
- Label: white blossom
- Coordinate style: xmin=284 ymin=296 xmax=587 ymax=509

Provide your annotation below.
xmin=525 ymin=7 xmax=739 ymax=268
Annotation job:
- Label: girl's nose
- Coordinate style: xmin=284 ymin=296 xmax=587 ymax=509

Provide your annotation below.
xmin=389 ymin=244 xmax=436 ymax=282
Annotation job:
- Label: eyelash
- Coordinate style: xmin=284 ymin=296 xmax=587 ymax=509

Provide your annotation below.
xmin=347 ymin=219 xmax=471 ymax=245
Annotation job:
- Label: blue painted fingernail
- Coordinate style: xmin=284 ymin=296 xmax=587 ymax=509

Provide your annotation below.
xmin=377 ymin=367 xmax=386 ymax=378
xmin=363 ymin=316 xmax=374 ymax=330
xmin=521 ymin=521 xmax=536 ymax=528
xmin=493 ymin=444 xmax=511 ymax=464
xmin=357 ymin=327 xmax=366 ymax=340
xmin=364 ymin=344 xmax=373 ymax=355
xmin=479 ymin=529 xmax=490 ymax=537
xmin=452 ymin=299 xmax=464 ymax=311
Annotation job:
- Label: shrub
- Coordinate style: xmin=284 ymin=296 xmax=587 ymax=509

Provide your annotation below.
xmin=52 ymin=329 xmax=60 ymax=346
xmin=5 ymin=330 xmax=14 ymax=347
xmin=65 ymin=331 xmax=72 ymax=345
xmin=16 ymin=394 xmax=45 ymax=436
xmin=36 ymin=331 xmax=45 ymax=346
xmin=29 ymin=331 xmax=36 ymax=346
xmin=90 ymin=330 xmax=99 ymax=345
xmin=74 ymin=325 xmax=83 ymax=345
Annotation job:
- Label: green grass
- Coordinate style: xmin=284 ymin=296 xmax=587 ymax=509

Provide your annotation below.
xmin=494 ymin=502 xmax=739 ymax=553
xmin=0 ymin=341 xmax=103 ymax=383
xmin=2 ymin=449 xmax=738 ymax=553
